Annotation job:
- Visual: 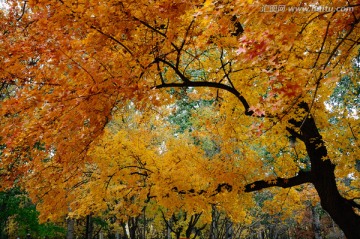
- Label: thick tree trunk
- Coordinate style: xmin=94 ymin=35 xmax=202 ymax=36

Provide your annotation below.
xmin=298 ymin=106 xmax=360 ymax=239
xmin=311 ymin=160 xmax=360 ymax=239
xmin=246 ymin=103 xmax=360 ymax=238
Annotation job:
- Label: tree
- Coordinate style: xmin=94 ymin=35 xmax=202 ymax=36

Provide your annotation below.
xmin=0 ymin=188 xmax=65 ymax=239
xmin=1 ymin=0 xmax=360 ymax=238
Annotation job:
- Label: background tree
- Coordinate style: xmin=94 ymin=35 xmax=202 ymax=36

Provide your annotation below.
xmin=0 ymin=188 xmax=65 ymax=239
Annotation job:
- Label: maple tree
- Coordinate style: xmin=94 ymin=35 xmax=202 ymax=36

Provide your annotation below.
xmin=1 ymin=0 xmax=360 ymax=238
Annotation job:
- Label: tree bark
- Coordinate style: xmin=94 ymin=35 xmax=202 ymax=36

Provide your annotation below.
xmin=86 ymin=215 xmax=93 ymax=239
xmin=224 ymin=217 xmax=233 ymax=239
xmin=209 ymin=205 xmax=219 ymax=239
xmin=166 ymin=218 xmax=172 ymax=239
xmin=128 ymin=217 xmax=138 ymax=239
xmin=66 ymin=218 xmax=75 ymax=239
xmin=121 ymin=222 xmax=129 ymax=239
xmin=243 ymin=103 xmax=360 ymax=238
xmin=311 ymin=205 xmax=322 ymax=239
xmin=298 ymin=106 xmax=360 ymax=239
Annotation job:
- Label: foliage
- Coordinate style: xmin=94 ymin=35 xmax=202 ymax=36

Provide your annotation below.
xmin=0 ymin=188 xmax=65 ymax=239
xmin=1 ymin=0 xmax=360 ymax=238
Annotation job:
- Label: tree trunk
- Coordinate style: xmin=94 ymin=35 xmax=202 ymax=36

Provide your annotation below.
xmin=143 ymin=208 xmax=146 ymax=239
xmin=86 ymin=215 xmax=93 ymax=239
xmin=128 ymin=217 xmax=139 ymax=239
xmin=66 ymin=218 xmax=75 ymax=239
xmin=166 ymin=218 xmax=172 ymax=239
xmin=99 ymin=231 xmax=104 ymax=239
xmin=311 ymin=205 xmax=322 ymax=239
xmin=224 ymin=218 xmax=233 ymax=239
xmin=311 ymin=160 xmax=360 ymax=239
xmin=298 ymin=106 xmax=360 ymax=239
xmin=209 ymin=205 xmax=219 ymax=239
xmin=121 ymin=222 xmax=129 ymax=239
xmin=159 ymin=82 xmax=360 ymax=238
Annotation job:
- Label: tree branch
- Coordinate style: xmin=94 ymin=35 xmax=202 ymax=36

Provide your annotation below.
xmin=155 ymin=57 xmax=190 ymax=83
xmin=244 ymin=170 xmax=312 ymax=192
xmin=17 ymin=0 xmax=27 ymax=21
xmin=170 ymin=171 xmax=312 ymax=197
xmin=155 ymin=81 xmax=254 ymax=116
xmin=347 ymin=199 xmax=360 ymax=210
xmin=286 ymin=127 xmax=305 ymax=142
xmin=176 ymin=19 xmax=195 ymax=69
xmin=90 ymin=26 xmax=133 ymax=56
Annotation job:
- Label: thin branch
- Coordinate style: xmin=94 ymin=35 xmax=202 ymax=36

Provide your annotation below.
xmin=323 ymin=17 xmax=359 ymax=70
xmin=156 ymin=61 xmax=165 ymax=84
xmin=155 ymin=57 xmax=190 ymax=83
xmin=348 ymin=122 xmax=358 ymax=146
xmin=176 ymin=19 xmax=195 ymax=69
xmin=183 ymin=49 xmax=208 ymax=74
xmin=337 ymin=37 xmax=360 ymax=44
xmin=60 ymin=49 xmax=96 ymax=84
xmin=132 ymin=16 xmax=179 ymax=52
xmin=90 ymin=26 xmax=133 ymax=56
xmin=299 ymin=12 xmax=330 ymax=34
xmin=219 ymin=48 xmax=236 ymax=89
xmin=160 ymin=210 xmax=177 ymax=234
xmin=313 ymin=20 xmax=331 ymax=68
xmin=306 ymin=15 xmax=357 ymax=117
xmin=17 ymin=0 xmax=28 ymax=21
xmin=105 ymin=173 xmax=116 ymax=191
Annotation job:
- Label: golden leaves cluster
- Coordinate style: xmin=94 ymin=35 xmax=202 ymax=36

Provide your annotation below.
xmin=0 ymin=0 xmax=359 ymax=226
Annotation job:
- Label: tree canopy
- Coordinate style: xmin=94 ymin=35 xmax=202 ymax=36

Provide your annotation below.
xmin=1 ymin=0 xmax=360 ymax=238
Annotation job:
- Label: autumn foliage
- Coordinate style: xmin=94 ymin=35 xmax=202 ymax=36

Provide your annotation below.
xmin=1 ymin=0 xmax=360 ymax=238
